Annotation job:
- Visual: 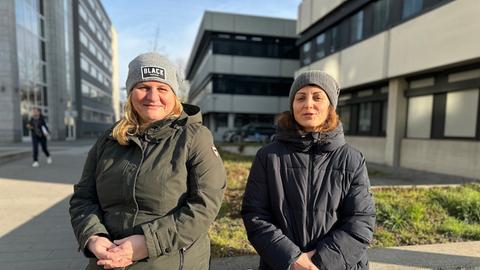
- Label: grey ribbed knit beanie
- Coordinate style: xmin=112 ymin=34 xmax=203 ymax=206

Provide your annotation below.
xmin=125 ymin=52 xmax=179 ymax=94
xmin=289 ymin=70 xmax=340 ymax=109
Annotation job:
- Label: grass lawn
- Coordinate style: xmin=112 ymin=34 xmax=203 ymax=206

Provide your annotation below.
xmin=209 ymin=150 xmax=480 ymax=258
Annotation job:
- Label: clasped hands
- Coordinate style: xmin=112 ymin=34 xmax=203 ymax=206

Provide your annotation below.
xmin=290 ymin=250 xmax=319 ymax=270
xmin=87 ymin=234 xmax=148 ymax=269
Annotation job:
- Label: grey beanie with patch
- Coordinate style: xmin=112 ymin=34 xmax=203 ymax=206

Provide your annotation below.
xmin=125 ymin=52 xmax=179 ymax=94
xmin=289 ymin=70 xmax=341 ymax=109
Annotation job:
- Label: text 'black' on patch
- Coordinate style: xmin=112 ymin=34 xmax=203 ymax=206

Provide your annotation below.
xmin=141 ymin=66 xmax=166 ymax=80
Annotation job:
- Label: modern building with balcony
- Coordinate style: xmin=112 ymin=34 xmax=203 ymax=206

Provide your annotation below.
xmin=296 ymin=0 xmax=480 ymax=179
xmin=186 ymin=11 xmax=299 ymax=140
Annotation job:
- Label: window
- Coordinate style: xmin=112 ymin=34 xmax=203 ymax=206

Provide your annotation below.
xmin=358 ymin=102 xmax=372 ymax=132
xmin=329 ymin=26 xmax=338 ymax=53
xmin=212 ymin=74 xmax=292 ymax=96
xmin=338 ymin=106 xmax=351 ymax=133
xmin=315 ymin=33 xmax=326 ymax=59
xmin=350 ymin=10 xmax=364 ymax=43
xmin=372 ymin=0 xmax=389 ymax=33
xmin=80 ymin=31 xmax=88 ymax=46
xmin=79 ymin=5 xmax=87 ymax=21
xmin=382 ymin=101 xmax=388 ymax=134
xmin=402 ymin=0 xmax=423 ymax=19
xmin=302 ymin=41 xmax=311 ymax=65
xmin=444 ymin=89 xmax=479 ymax=138
xmin=215 ymin=113 xmax=228 ymax=130
xmin=407 ymin=95 xmax=433 ymax=138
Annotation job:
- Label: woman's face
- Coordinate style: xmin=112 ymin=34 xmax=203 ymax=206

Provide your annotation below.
xmin=292 ymin=85 xmax=330 ymax=132
xmin=131 ymin=81 xmax=176 ymax=124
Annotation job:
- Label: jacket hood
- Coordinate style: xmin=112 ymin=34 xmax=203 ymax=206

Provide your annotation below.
xmin=275 ymin=122 xmax=346 ymax=153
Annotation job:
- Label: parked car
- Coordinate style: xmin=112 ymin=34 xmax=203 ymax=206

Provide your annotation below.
xmin=223 ymin=123 xmax=276 ymax=143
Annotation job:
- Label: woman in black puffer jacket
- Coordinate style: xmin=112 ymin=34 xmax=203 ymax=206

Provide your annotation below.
xmin=241 ymin=70 xmax=375 ymax=270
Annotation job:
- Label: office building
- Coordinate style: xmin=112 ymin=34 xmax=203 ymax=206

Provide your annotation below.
xmin=186 ymin=11 xmax=299 ymax=140
xmin=73 ymin=0 xmax=118 ymax=137
xmin=297 ymin=0 xmax=480 ymax=179
xmin=0 ymin=0 xmax=75 ymax=142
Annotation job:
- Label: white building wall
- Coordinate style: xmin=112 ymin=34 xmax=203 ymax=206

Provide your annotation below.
xmin=199 ymin=94 xmax=288 ymax=115
xmin=388 ymin=0 xmax=480 ymax=78
xmin=400 ymin=139 xmax=480 ymax=180
xmin=346 ymin=136 xmax=386 ymax=164
xmin=297 ymin=0 xmax=346 ymax=34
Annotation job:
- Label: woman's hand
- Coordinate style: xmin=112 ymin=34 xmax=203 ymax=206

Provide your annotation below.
xmin=96 ymin=234 xmax=148 ymax=268
xmin=87 ymin=235 xmax=117 ymax=260
xmin=87 ymin=235 xmax=133 ymax=269
xmin=290 ymin=252 xmax=319 ymax=270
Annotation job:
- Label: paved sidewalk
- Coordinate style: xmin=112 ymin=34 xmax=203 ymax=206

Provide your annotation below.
xmin=210 ymin=241 xmax=480 ymax=269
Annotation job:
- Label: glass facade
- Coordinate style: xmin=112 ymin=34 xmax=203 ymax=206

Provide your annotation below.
xmin=16 ymin=0 xmax=48 ymax=137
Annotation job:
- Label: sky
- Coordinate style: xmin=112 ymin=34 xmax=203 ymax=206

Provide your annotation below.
xmin=102 ymin=0 xmax=300 ymax=94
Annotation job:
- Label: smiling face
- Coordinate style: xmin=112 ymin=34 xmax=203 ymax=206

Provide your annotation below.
xmin=130 ymin=81 xmax=176 ymax=124
xmin=292 ymin=85 xmax=331 ymax=132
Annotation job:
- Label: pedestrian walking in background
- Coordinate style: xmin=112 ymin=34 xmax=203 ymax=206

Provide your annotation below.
xmin=26 ymin=107 xmax=52 ymax=167
xmin=69 ymin=52 xmax=226 ymax=270
xmin=241 ymin=70 xmax=376 ymax=270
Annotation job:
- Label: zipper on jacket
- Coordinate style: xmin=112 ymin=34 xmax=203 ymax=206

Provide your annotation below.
xmin=306 ymin=143 xmax=315 ymax=236
xmin=131 ymin=142 xmax=147 ymax=227
xmin=179 ymin=247 xmax=185 ymax=270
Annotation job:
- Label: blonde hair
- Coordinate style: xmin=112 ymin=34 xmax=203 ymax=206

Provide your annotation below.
xmin=277 ymin=106 xmax=339 ymax=133
xmin=112 ymin=93 xmax=183 ymax=145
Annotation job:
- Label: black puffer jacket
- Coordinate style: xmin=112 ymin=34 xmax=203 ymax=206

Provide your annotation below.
xmin=241 ymin=124 xmax=375 ymax=270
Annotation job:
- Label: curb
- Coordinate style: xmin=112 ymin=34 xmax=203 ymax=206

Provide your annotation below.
xmin=0 ymin=150 xmax=31 ymax=165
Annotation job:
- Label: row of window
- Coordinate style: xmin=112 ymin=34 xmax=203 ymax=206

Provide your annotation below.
xmin=407 ymin=89 xmax=479 ymax=139
xmin=300 ymin=0 xmax=451 ymax=66
xmin=81 ymin=80 xmax=112 ymax=106
xmin=336 ymin=65 xmax=480 ymax=140
xmin=212 ymin=74 xmax=292 ymax=96
xmin=78 ymin=2 xmax=111 ymax=55
xmin=337 ymin=86 xmax=388 ymax=136
xmin=212 ymin=33 xmax=298 ymax=59
xmin=82 ymin=106 xmax=113 ymax=124
xmin=85 ymin=0 xmax=111 ymax=37
xmin=187 ymin=31 xmax=298 ymax=80
xmin=79 ymin=28 xmax=112 ymax=72
xmin=80 ymin=54 xmax=111 ymax=88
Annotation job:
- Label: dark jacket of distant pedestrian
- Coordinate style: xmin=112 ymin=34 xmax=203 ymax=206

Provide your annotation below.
xmin=69 ymin=52 xmax=226 ymax=270
xmin=241 ymin=70 xmax=376 ymax=270
xmin=26 ymin=107 xmax=51 ymax=167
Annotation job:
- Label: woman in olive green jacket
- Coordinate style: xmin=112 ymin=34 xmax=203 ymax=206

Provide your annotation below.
xmin=69 ymin=52 xmax=226 ymax=270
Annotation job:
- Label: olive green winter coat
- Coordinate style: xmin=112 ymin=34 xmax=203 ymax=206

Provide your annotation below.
xmin=69 ymin=104 xmax=226 ymax=270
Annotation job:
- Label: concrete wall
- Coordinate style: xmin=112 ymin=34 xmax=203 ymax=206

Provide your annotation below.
xmin=198 ymin=94 xmax=288 ymax=114
xmin=0 ymin=0 xmax=21 ymax=142
xmin=346 ymin=136 xmax=386 ymax=164
xmin=297 ymin=0 xmax=346 ymax=34
xmin=44 ymin=0 xmax=69 ymax=140
xmin=400 ymin=139 xmax=480 ymax=179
